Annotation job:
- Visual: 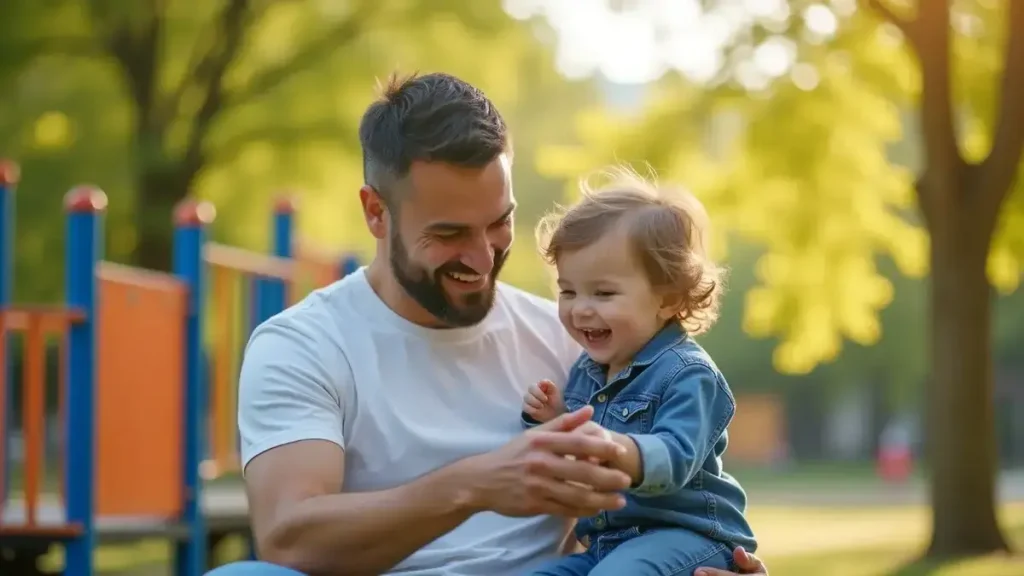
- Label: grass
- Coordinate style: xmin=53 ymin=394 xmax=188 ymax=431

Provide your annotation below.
xmin=728 ymin=460 xmax=927 ymax=489
xmin=33 ymin=502 xmax=1016 ymax=575
xmin=750 ymin=503 xmax=1024 ymax=575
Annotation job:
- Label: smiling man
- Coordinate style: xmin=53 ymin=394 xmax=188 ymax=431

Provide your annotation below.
xmin=207 ymin=72 xmax=767 ymax=576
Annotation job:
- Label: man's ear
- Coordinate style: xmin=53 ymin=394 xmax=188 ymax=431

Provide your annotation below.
xmin=360 ymin=185 xmax=388 ymax=240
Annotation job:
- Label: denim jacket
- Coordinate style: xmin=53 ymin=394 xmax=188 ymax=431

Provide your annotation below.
xmin=523 ymin=323 xmax=757 ymax=552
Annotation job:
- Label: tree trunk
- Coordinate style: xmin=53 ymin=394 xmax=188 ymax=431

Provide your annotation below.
xmin=133 ymin=165 xmax=191 ymax=272
xmin=924 ymin=178 xmax=1010 ymax=558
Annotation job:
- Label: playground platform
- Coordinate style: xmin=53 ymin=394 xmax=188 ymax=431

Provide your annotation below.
xmin=1 ymin=483 xmax=248 ymax=544
xmin=0 ymin=160 xmax=359 ymax=576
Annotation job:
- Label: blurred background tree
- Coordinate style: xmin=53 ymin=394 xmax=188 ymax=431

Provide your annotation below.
xmin=0 ymin=0 xmax=593 ymax=283
xmin=534 ymin=0 xmax=1023 ymax=559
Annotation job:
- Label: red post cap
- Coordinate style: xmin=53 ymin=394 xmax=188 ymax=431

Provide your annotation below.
xmin=274 ymin=194 xmax=297 ymax=215
xmin=64 ymin=185 xmax=109 ymax=213
xmin=174 ymin=198 xmax=217 ymax=226
xmin=0 ymin=160 xmax=21 ymax=187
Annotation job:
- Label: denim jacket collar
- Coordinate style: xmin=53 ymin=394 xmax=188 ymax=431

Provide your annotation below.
xmin=580 ymin=322 xmax=688 ymax=379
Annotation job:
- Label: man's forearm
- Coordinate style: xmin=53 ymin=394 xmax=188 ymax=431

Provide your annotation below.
xmin=261 ymin=462 xmax=476 ymax=576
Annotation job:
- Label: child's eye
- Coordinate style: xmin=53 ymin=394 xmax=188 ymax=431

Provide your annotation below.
xmin=559 ymin=290 xmax=576 ymax=298
xmin=595 ymin=291 xmax=616 ymax=297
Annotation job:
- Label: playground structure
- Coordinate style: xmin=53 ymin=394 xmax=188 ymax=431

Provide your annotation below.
xmin=0 ymin=160 xmax=360 ymax=576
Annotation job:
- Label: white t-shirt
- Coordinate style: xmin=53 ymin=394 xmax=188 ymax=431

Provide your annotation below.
xmin=238 ymin=268 xmax=582 ymax=576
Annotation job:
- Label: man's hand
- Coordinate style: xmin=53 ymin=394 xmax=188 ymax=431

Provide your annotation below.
xmin=522 ymin=379 xmax=566 ymax=423
xmin=458 ymin=406 xmax=632 ymax=518
xmin=695 ymin=547 xmax=768 ymax=576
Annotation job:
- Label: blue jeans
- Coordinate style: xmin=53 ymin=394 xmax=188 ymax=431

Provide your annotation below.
xmin=205 ymin=561 xmax=305 ymax=576
xmin=529 ymin=528 xmax=735 ymax=576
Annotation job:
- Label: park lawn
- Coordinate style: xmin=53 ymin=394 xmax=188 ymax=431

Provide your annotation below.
xmin=750 ymin=503 xmax=1024 ymax=575
xmin=65 ymin=502 xmax=1024 ymax=575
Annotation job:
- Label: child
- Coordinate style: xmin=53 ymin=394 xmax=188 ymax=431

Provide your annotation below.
xmin=521 ymin=168 xmax=757 ymax=576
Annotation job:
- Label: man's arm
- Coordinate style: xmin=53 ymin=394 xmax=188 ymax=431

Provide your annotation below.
xmin=240 ymin=317 xmax=633 ymax=576
xmin=246 ymin=440 xmax=476 ymax=576
xmin=609 ymin=362 xmax=734 ymax=495
xmin=239 ymin=318 xmax=474 ymax=575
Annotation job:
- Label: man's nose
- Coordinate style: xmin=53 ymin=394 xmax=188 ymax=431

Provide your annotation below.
xmin=462 ymin=239 xmax=495 ymax=275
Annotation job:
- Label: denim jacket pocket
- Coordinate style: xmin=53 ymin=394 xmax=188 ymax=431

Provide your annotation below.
xmin=607 ymin=398 xmax=653 ymax=433
xmin=564 ymin=393 xmax=588 ymax=413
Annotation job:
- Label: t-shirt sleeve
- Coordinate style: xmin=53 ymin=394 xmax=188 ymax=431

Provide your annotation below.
xmin=237 ymin=314 xmax=351 ymax=473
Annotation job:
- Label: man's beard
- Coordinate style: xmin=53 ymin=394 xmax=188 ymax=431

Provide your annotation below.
xmin=389 ymin=228 xmax=508 ymax=328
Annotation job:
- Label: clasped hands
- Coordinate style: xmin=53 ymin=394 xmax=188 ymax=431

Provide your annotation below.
xmin=456 ymin=381 xmax=627 ymax=521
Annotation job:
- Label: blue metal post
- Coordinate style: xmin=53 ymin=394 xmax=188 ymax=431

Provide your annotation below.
xmin=173 ymin=199 xmax=213 ymax=576
xmin=340 ymin=254 xmax=361 ymax=278
xmin=268 ymin=199 xmax=293 ymax=311
xmin=251 ymin=199 xmax=293 ymax=332
xmin=64 ymin=185 xmax=106 ymax=576
xmin=0 ymin=160 xmax=17 ymax=505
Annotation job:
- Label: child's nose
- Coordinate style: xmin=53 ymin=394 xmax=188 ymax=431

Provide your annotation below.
xmin=572 ymin=302 xmax=595 ymax=320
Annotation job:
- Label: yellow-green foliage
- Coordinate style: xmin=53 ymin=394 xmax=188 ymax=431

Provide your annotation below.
xmin=538 ymin=1 xmax=1024 ymax=375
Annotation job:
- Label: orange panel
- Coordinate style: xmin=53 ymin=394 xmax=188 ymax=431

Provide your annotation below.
xmin=22 ymin=316 xmax=45 ymax=525
xmin=210 ymin=266 xmax=234 ymax=477
xmin=726 ymin=394 xmax=787 ymax=465
xmin=292 ymin=244 xmax=340 ymax=303
xmin=205 ymin=243 xmax=294 ymax=280
xmin=95 ymin=269 xmax=187 ymax=518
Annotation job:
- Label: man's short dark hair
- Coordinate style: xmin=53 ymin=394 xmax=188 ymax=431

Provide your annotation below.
xmin=359 ymin=72 xmax=510 ymax=204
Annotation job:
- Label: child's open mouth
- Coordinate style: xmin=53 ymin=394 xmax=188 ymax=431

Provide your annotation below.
xmin=581 ymin=328 xmax=611 ymax=344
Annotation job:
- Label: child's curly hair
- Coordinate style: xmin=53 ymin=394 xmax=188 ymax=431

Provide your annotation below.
xmin=536 ymin=166 xmax=726 ymax=336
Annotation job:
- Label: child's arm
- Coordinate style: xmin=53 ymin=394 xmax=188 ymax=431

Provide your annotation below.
xmin=607 ymin=362 xmax=734 ymax=496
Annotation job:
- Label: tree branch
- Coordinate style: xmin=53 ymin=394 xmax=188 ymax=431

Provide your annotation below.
xmin=179 ymin=0 xmax=252 ymax=186
xmin=913 ymin=1 xmax=961 ymax=226
xmin=977 ymin=0 xmax=1024 ymax=210
xmin=165 ymin=0 xmax=312 ymax=121
xmin=164 ymin=15 xmax=225 ymax=123
xmin=862 ymin=0 xmax=922 ymax=50
xmin=221 ymin=0 xmax=380 ymax=111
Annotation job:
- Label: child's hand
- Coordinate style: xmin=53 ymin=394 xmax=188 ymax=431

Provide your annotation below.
xmin=570 ymin=420 xmax=616 ymax=466
xmin=522 ymin=379 xmax=566 ymax=423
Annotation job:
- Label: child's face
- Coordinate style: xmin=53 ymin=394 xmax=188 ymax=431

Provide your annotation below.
xmin=555 ymin=226 xmax=675 ymax=377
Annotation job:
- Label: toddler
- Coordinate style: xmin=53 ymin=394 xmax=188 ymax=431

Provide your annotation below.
xmin=522 ymin=168 xmax=757 ymax=576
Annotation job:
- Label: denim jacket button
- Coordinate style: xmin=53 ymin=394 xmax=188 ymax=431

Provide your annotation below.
xmin=596 ymin=394 xmax=607 ymax=403
xmin=621 ymin=407 xmax=629 ymax=417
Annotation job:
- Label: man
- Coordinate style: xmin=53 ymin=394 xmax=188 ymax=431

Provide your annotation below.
xmin=208 ymin=72 xmax=767 ymax=576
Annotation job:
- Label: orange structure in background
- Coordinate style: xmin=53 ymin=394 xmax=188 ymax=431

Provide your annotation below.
xmin=94 ymin=263 xmax=187 ymax=518
xmin=202 ymin=199 xmax=361 ymax=481
xmin=0 ymin=306 xmax=81 ymax=536
xmin=0 ymin=159 xmax=360 ymax=576
xmin=726 ymin=394 xmax=788 ymax=466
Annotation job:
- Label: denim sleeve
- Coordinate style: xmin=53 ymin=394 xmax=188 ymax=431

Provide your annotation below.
xmin=626 ymin=361 xmax=734 ymax=496
xmin=521 ymin=411 xmax=542 ymax=429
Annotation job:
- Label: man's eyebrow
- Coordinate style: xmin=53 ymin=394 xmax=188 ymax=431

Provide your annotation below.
xmin=493 ymin=203 xmax=516 ymax=224
xmin=424 ymin=203 xmax=517 ymax=233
